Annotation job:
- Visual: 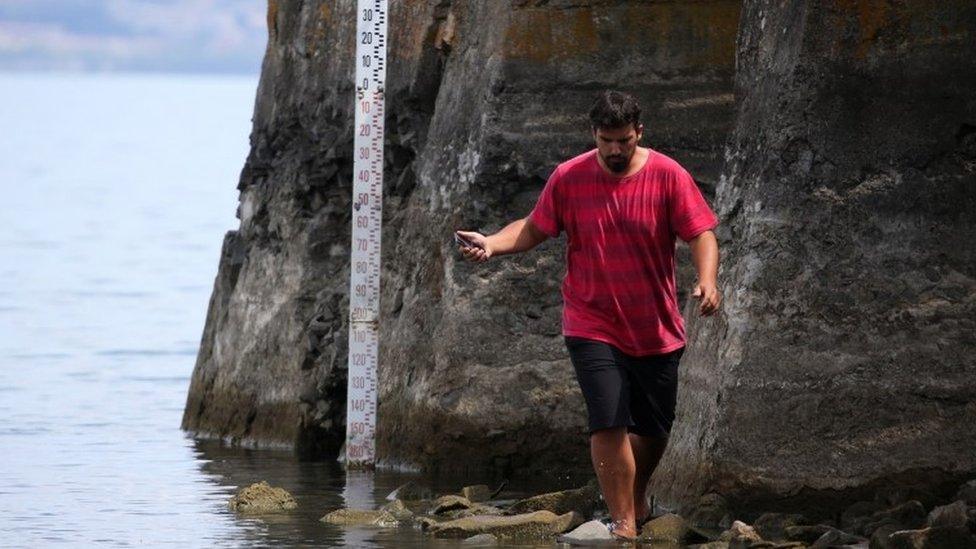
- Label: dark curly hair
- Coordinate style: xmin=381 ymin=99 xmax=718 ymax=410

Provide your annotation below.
xmin=588 ymin=90 xmax=641 ymax=131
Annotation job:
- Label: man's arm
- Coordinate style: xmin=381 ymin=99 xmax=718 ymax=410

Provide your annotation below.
xmin=456 ymin=217 xmax=550 ymax=263
xmin=687 ymin=229 xmax=721 ymax=316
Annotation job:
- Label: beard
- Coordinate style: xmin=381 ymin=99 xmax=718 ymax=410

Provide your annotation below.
xmin=604 ymin=153 xmax=630 ymax=173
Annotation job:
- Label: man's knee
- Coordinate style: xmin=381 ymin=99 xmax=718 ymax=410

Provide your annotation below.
xmin=590 ymin=425 xmax=629 ymax=442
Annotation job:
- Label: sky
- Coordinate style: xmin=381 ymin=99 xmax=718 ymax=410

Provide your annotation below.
xmin=0 ymin=0 xmax=267 ymax=74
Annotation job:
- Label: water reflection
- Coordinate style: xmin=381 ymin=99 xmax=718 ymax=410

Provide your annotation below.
xmin=190 ymin=438 xmax=577 ymax=547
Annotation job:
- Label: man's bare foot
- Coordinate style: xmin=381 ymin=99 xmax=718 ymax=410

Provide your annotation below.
xmin=605 ymin=518 xmax=637 ymax=541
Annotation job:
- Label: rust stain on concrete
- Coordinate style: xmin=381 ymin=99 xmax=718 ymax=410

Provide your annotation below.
xmin=503 ymin=2 xmax=739 ymax=69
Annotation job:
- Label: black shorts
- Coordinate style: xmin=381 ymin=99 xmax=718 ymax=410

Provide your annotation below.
xmin=565 ymin=335 xmax=684 ymax=438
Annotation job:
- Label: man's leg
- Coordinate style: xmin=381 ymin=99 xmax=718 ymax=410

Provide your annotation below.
xmin=629 ymin=433 xmax=668 ymax=521
xmin=590 ymin=426 xmax=637 ymax=537
xmin=624 ymin=346 xmax=684 ymax=524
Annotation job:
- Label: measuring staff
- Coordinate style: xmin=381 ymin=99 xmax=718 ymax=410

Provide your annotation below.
xmin=345 ymin=0 xmax=388 ymax=469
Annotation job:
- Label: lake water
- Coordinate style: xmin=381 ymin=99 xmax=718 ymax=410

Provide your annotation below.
xmin=0 ymin=72 xmax=564 ymax=548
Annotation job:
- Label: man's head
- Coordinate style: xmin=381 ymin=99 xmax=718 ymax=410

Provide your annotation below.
xmin=589 ymin=90 xmax=643 ymax=173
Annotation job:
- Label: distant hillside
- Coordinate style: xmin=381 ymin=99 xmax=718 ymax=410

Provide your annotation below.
xmin=0 ymin=0 xmax=265 ymax=74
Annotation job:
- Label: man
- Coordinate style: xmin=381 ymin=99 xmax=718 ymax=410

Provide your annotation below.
xmin=455 ymin=90 xmax=721 ymax=541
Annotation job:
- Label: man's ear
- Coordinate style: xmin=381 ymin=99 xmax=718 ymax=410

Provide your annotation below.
xmin=635 ymin=123 xmax=644 ymax=141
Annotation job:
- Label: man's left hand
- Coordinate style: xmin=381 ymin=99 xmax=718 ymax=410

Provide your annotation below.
xmin=691 ymin=282 xmax=721 ymax=316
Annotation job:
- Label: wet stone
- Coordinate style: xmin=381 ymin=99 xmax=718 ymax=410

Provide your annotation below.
xmin=461 ymin=485 xmax=492 ymax=503
xmin=505 ymin=482 xmax=600 ymax=517
xmin=227 ymin=481 xmax=298 ymax=514
xmin=955 ymin=479 xmax=976 ymax=506
xmin=432 ymin=494 xmax=473 ymax=514
xmin=927 ymin=500 xmax=969 ymax=529
xmin=784 ymin=524 xmax=834 ymax=544
xmin=753 ymin=512 xmax=809 ymax=541
xmin=462 ymin=533 xmax=498 ymax=544
xmin=386 ymin=481 xmax=433 ymax=502
xmin=641 ymin=513 xmax=689 ymax=543
xmin=810 ymin=527 xmax=866 ymax=548
xmin=887 ymin=525 xmax=976 ymax=549
xmin=319 ymin=508 xmax=399 ymax=527
xmin=428 ymin=510 xmax=583 ymax=540
xmin=719 ymin=520 xmax=763 ymax=544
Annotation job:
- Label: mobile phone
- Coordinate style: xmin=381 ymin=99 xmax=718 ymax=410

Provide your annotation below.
xmin=454 ymin=232 xmax=481 ymax=249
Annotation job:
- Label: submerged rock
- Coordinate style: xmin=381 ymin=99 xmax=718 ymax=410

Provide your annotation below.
xmin=427 ymin=510 xmax=583 ymax=540
xmin=227 ymin=481 xmax=297 ymax=514
xmin=462 ymin=533 xmax=498 ymax=545
xmin=319 ymin=508 xmax=398 ymax=527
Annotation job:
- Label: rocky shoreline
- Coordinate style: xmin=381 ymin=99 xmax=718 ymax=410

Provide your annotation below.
xmin=229 ymin=477 xmax=976 ymax=547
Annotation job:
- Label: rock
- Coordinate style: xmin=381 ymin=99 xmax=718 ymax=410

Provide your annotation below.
xmin=927 ymin=500 xmax=969 ymax=529
xmin=811 ymin=527 xmax=867 ymax=548
xmin=690 ymin=493 xmax=733 ymax=532
xmin=689 ymin=543 xmax=731 ymax=549
xmin=446 ymin=503 xmax=505 ymax=520
xmin=555 ymin=519 xmax=615 ymax=544
xmin=227 ymin=481 xmax=297 ymax=513
xmin=651 ymin=0 xmax=976 ymax=513
xmin=182 ymin=0 xmax=738 ymax=479
xmin=875 ymin=487 xmax=939 ymax=510
xmin=754 ymin=513 xmax=810 ymax=541
xmin=843 ymin=500 xmax=886 ymax=531
xmin=319 ymin=508 xmax=398 ymax=527
xmin=785 ymin=524 xmax=835 ymax=544
xmin=462 ymin=533 xmax=498 ymax=544
xmin=461 ymin=485 xmax=492 ymax=503
xmin=432 ymin=494 xmax=473 ymax=514
xmin=955 ymin=480 xmax=976 ymax=506
xmin=887 ymin=526 xmax=976 ymax=549
xmin=380 ymin=498 xmax=414 ymax=522
xmin=866 ymin=501 xmax=928 ymax=535
xmin=870 ymin=523 xmax=902 ymax=549
xmin=427 ymin=510 xmax=584 ymax=540
xmin=640 ymin=512 xmax=689 ymax=543
xmin=386 ymin=481 xmax=432 ymax=502
xmin=719 ymin=520 xmax=763 ymax=545
xmin=505 ymin=482 xmax=600 ymax=517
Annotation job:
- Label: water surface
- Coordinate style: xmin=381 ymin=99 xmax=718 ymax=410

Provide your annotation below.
xmin=0 ymin=72 xmax=571 ymax=548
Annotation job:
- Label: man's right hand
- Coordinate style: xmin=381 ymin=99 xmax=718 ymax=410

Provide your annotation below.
xmin=455 ymin=230 xmax=492 ymax=263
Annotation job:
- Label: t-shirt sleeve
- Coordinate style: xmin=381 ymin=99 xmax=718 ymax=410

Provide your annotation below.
xmin=528 ymin=166 xmax=563 ymax=238
xmin=668 ymin=168 xmax=719 ymax=242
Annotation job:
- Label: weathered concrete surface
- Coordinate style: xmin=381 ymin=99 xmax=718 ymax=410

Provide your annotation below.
xmin=181 ymin=0 xmax=739 ymax=473
xmin=653 ymin=0 xmax=976 ymax=518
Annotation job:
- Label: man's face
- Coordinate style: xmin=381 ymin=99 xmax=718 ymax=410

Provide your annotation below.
xmin=593 ymin=123 xmax=643 ymax=173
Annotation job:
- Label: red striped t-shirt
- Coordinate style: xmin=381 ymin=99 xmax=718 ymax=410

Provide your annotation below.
xmin=528 ymin=148 xmax=719 ymax=356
